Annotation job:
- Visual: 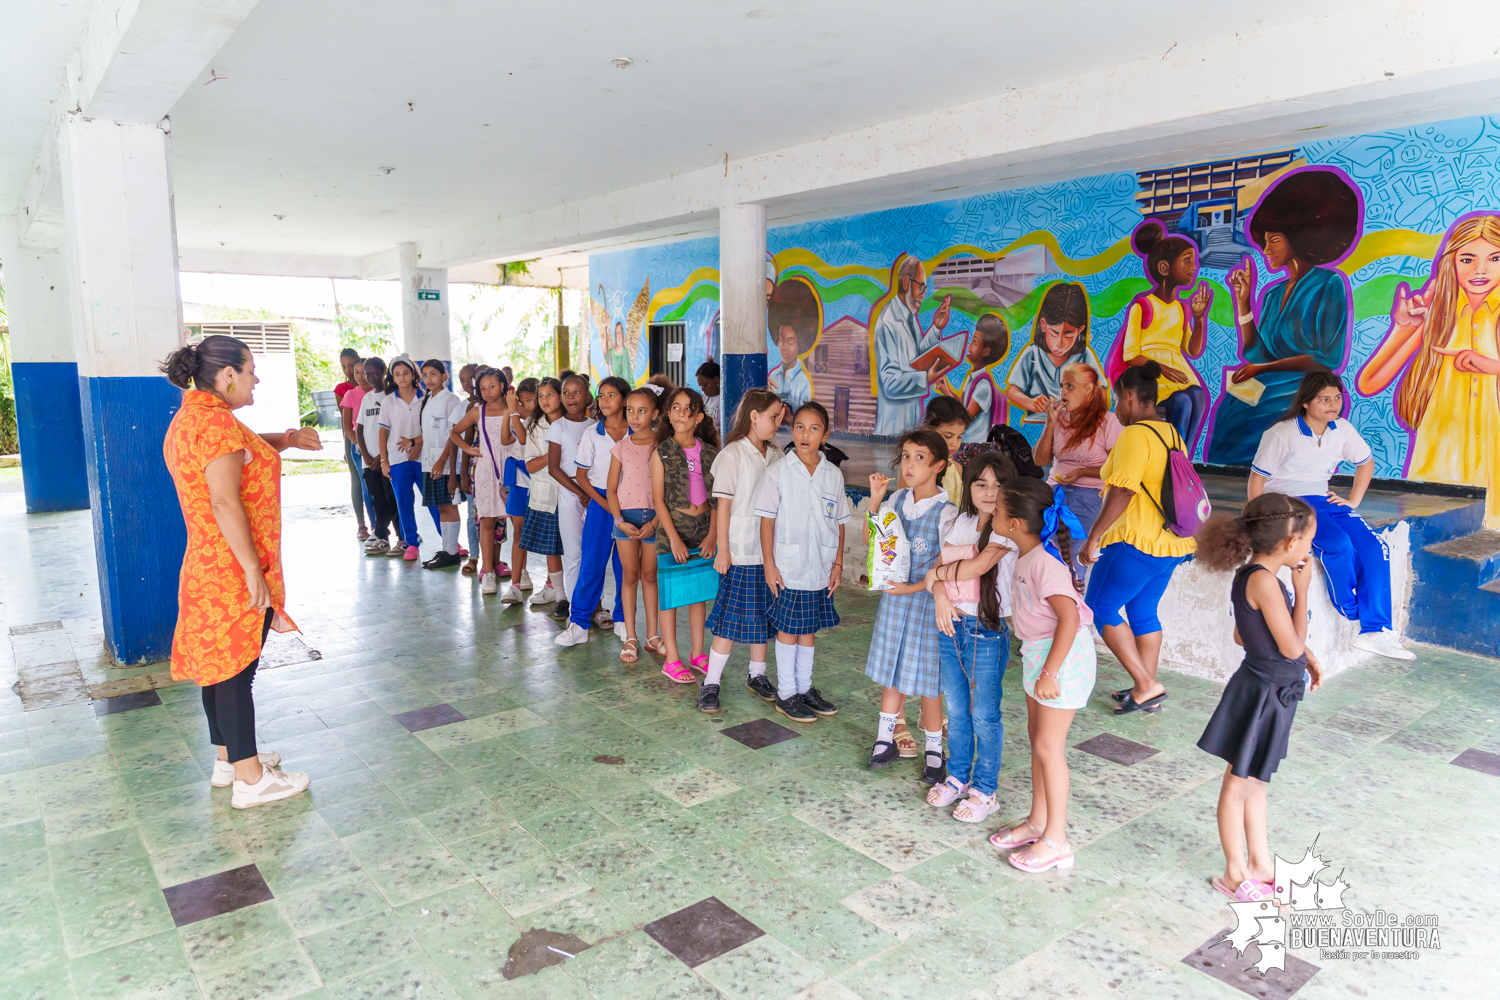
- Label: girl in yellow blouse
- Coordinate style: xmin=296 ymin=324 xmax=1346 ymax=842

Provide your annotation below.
xmin=1111 ymin=221 xmax=1212 ymax=453
xmin=1357 ymin=212 xmax=1500 ymax=528
xmin=1079 ymin=361 xmax=1196 ymax=715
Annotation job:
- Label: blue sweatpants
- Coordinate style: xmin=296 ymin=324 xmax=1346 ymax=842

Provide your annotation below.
xmin=570 ymin=496 xmax=624 ymax=631
xmin=1301 ymin=493 xmax=1391 ymax=634
xmin=1084 ymin=542 xmax=1186 ymax=636
xmin=389 ymin=460 xmax=423 ymax=548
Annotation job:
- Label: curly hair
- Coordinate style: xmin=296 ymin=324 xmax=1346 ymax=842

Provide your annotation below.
xmin=1195 ymin=493 xmax=1315 ymax=571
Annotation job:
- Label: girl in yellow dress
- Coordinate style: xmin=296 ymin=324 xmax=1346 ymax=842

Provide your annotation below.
xmin=1111 ymin=220 xmax=1212 ymax=453
xmin=1357 ymin=213 xmax=1500 ymax=528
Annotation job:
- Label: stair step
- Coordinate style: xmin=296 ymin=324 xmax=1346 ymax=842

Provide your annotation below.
xmin=1425 ymin=529 xmax=1500 ymax=586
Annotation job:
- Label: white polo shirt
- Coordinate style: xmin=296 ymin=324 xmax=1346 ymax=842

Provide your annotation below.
xmin=752 ymin=453 xmax=851 ymax=590
xmin=522 ymin=416 xmax=557 ymax=512
xmin=940 ymin=512 xmax=1019 ymax=618
xmin=418 ymin=388 xmax=469 ymax=473
xmin=378 ymin=391 xmax=424 ymax=463
xmin=576 ymin=422 xmax=628 ymax=491
xmin=712 ymin=438 xmax=781 ymax=565
xmin=1252 ymin=416 xmax=1373 ymax=497
xmin=358 ymin=391 xmax=387 ymax=458
xmin=546 ymin=417 xmax=592 ymax=478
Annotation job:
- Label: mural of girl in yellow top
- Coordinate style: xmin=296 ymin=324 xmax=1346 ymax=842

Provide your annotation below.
xmin=1357 ymin=212 xmax=1500 ymax=527
xmin=1105 ymin=220 xmax=1211 ymax=452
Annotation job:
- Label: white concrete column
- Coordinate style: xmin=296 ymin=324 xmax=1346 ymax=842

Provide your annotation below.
xmin=399 ymin=241 xmax=450 ymax=363
xmin=56 ymin=112 xmax=187 ymax=664
xmin=718 ymin=202 xmax=768 ymax=422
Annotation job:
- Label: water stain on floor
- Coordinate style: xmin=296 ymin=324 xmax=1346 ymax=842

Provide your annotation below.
xmin=500 ymin=928 xmax=591 ymax=980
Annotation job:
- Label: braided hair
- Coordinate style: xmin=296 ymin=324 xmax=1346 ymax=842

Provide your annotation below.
xmin=1195 ymin=493 xmax=1315 ymax=570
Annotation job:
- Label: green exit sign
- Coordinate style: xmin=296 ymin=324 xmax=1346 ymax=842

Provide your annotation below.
xmin=417 ymin=289 xmax=441 ymax=301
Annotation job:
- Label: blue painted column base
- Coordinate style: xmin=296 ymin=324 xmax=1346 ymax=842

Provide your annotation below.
xmin=13 ymin=362 xmax=91 ymax=512
xmin=721 ymin=351 xmax=767 ymax=430
xmin=80 ymin=376 xmax=187 ymax=665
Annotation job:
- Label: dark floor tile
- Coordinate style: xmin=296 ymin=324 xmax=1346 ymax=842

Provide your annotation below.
xmin=9 ymin=620 xmax=63 ymax=635
xmin=93 ymin=689 xmax=163 ymax=716
xmin=1451 ymin=747 xmax=1500 ymax=776
xmin=719 ymin=718 xmax=800 ymax=751
xmin=392 ymin=704 xmax=467 ymax=734
xmin=643 ymin=896 xmax=763 ymax=967
xmin=1074 ymin=732 xmax=1159 ymax=766
xmin=1182 ymin=928 xmax=1319 ymax=998
xmin=162 ymin=863 xmax=276 ymax=927
xmin=515 ymin=620 xmax=562 ymax=637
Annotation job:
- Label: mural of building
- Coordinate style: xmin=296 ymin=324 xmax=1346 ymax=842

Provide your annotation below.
xmin=588 ymin=114 xmax=1500 ymax=525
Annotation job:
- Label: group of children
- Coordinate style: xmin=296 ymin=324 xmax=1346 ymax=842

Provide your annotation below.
xmin=332 ymin=348 xmax=1378 ymax=892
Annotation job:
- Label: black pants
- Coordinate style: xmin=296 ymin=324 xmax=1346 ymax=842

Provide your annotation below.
xmin=202 ymin=610 xmax=273 ymax=764
xmin=362 ymin=466 xmax=397 ymax=541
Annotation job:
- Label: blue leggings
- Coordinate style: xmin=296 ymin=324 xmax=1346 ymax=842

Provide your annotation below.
xmin=389 ymin=460 xmax=423 ymax=547
xmin=570 ymin=496 xmax=624 ymax=630
xmin=1084 ymin=542 xmax=1186 ymax=636
xmin=1301 ymin=493 xmax=1391 ymax=633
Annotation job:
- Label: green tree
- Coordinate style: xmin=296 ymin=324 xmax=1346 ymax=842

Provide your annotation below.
xmin=293 ymin=327 xmax=340 ymax=419
xmin=335 ymin=303 xmax=395 ymax=355
xmin=0 ymin=277 xmax=15 ymax=454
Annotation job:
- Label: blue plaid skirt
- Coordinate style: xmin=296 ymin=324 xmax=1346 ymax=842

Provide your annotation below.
xmin=767 ymin=587 xmax=840 ymax=636
xmin=707 ymin=565 xmax=774 ymax=644
xmin=518 ymin=508 xmax=563 ymax=556
xmin=422 ymin=472 xmax=454 ymax=507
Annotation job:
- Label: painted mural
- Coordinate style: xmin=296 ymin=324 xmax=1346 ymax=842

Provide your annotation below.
xmin=589 ymin=113 xmax=1500 ymax=526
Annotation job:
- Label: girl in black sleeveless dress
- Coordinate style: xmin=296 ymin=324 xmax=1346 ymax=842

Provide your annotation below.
xmin=1193 ymin=494 xmax=1324 ymax=902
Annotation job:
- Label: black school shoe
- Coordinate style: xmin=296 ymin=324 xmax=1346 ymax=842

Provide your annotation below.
xmin=746 ymin=673 xmax=777 ymax=702
xmin=921 ymin=751 xmax=948 ymax=785
xmin=801 ymin=687 xmax=838 ymax=716
xmin=868 ymin=738 xmax=900 ymax=770
xmin=775 ymin=694 xmax=817 ymax=723
xmin=696 ymin=684 xmax=721 ymax=713
xmin=423 ymin=550 xmax=462 ymax=569
xmin=552 ymin=599 xmax=571 ymax=620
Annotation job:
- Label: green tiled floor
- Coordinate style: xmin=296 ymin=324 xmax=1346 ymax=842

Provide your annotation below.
xmin=2 ymin=475 xmax=1498 ymax=999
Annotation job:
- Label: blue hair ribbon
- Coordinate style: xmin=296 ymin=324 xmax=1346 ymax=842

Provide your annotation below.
xmin=1040 ymin=485 xmax=1086 ymax=568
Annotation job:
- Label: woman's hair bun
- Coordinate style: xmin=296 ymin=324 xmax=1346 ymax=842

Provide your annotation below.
xmin=158 ymin=334 xmax=249 ymax=392
xmin=159 ymin=344 xmax=201 ymax=389
xmin=1137 ymin=360 xmax=1163 ymax=380
xmin=1132 ymin=220 xmax=1164 ymax=256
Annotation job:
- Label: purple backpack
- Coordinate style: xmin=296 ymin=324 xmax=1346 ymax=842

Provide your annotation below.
xmin=1138 ymin=423 xmax=1211 ymax=538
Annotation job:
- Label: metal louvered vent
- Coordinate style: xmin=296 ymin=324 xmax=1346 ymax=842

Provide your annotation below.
xmin=197 ymin=322 xmax=294 ymax=355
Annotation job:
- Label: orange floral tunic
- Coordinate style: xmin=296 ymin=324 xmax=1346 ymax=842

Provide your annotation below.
xmin=163 ymin=390 xmax=296 ymax=685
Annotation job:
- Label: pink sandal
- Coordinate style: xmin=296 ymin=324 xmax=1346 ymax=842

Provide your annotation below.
xmin=990 ymin=817 xmax=1042 ymax=851
xmin=689 ymin=654 xmax=710 ymax=674
xmin=662 ymin=660 xmax=695 ymax=684
xmin=926 ymin=776 xmax=968 ymax=808
xmin=1213 ymin=877 xmax=1273 ymax=902
xmin=1008 ymin=836 xmax=1074 ymax=873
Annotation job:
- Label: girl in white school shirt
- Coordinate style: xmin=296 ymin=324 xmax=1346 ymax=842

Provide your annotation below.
xmin=516 ymin=378 xmax=568 ymax=606
xmin=416 ymin=359 xmax=469 ymax=569
xmin=754 ymin=401 xmax=850 ymax=724
xmin=546 ymin=374 xmax=594 ymax=622
xmin=448 ymin=368 xmax=508 ymax=591
xmin=379 ymin=356 xmax=426 ymax=560
xmin=700 ymin=389 xmax=785 ymax=713
xmin=498 ymin=378 xmax=540 ymax=601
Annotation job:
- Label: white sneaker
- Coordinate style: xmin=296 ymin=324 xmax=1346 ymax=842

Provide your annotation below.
xmin=365 ymin=539 xmax=389 ymax=555
xmin=211 ymin=751 xmax=281 ymax=788
xmin=1352 ymin=629 xmax=1416 ymax=661
xmin=480 ymin=573 xmax=498 ymax=595
xmin=231 ymin=767 xmax=310 ymax=809
xmin=531 ymin=585 xmax=558 ymax=606
xmin=613 ymin=622 xmax=627 ymax=641
xmin=518 ymin=574 xmax=534 ymax=590
xmin=500 ymin=586 xmax=523 ymax=605
xmin=554 ymin=622 xmax=590 ymax=647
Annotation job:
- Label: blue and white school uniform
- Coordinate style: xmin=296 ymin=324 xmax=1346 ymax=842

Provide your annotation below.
xmin=752 ymin=453 xmax=851 ymax=635
xmin=504 ymin=412 xmax=531 ymax=516
xmin=418 ymin=388 xmax=468 ymax=514
xmin=864 ymin=488 xmax=955 ymax=699
xmin=518 ymin=417 xmax=564 ymax=556
xmin=706 ymin=438 xmax=780 ymax=644
xmin=547 ymin=417 xmax=592 ymax=596
xmin=1253 ymin=416 xmax=1390 ymax=634
xmin=379 ymin=391 xmax=424 ymax=548
xmin=569 ymin=422 xmax=626 ymax=631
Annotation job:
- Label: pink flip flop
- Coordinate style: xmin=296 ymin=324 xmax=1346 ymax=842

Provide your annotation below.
xmin=662 ymin=661 xmax=695 ymax=684
xmin=689 ymin=654 xmax=710 ymax=674
xmin=1212 ymin=877 xmax=1273 ymax=902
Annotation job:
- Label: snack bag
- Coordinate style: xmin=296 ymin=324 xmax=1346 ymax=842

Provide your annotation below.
xmin=866 ymin=509 xmax=911 ymax=592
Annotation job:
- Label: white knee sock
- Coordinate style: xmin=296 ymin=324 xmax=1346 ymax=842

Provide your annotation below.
xmin=747 ymin=660 xmax=767 ymax=678
xmin=441 ymin=520 xmax=459 ymax=554
xmin=925 ymin=729 xmax=944 ymax=759
xmin=795 ymin=644 xmax=814 ymax=694
xmin=549 ymin=571 xmax=565 ymax=596
xmin=705 ymin=649 xmax=730 ymax=686
xmin=774 ymin=641 xmax=798 ymax=701
xmin=877 ymin=711 xmax=899 ymax=743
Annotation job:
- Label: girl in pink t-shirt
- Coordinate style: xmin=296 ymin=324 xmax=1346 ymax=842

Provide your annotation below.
xmin=608 ymin=386 xmax=663 ymax=664
xmin=988 ymin=477 xmax=1096 ymax=875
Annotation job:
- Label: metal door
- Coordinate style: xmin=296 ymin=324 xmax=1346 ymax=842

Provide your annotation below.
xmin=649 ymin=323 xmax=687 ymax=386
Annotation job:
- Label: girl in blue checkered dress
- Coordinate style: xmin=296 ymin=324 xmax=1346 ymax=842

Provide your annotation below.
xmin=865 ymin=428 xmax=956 ymax=782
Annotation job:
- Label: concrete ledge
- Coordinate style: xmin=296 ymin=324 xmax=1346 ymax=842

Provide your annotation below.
xmin=0 ymin=455 xmax=19 ymax=468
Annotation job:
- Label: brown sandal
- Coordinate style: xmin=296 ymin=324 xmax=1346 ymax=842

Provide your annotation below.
xmin=893 ymin=722 xmax=919 ymax=758
xmin=461 ymin=558 xmax=478 ymax=576
xmin=619 ymin=639 xmax=639 ymax=664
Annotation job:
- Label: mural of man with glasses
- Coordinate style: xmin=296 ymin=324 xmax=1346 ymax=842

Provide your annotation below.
xmin=872 ymin=254 xmax=953 ymax=435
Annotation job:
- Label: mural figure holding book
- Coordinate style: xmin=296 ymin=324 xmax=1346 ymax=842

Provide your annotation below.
xmin=1107 ymin=221 xmax=1211 ymax=452
xmin=871 ymin=254 xmax=954 ymax=435
xmin=1206 ymin=167 xmax=1362 ymax=466
xmin=1358 ymin=212 xmax=1500 ymax=527
xmin=933 ymin=313 xmax=1010 ymax=443
xmin=1005 ymin=282 xmax=1102 ymax=423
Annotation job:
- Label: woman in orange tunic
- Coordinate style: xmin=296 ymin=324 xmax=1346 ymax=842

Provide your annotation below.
xmin=161 ymin=335 xmax=322 ymax=809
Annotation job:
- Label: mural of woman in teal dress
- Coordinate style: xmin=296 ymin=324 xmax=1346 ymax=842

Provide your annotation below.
xmin=1206 ymin=167 xmax=1363 ymax=466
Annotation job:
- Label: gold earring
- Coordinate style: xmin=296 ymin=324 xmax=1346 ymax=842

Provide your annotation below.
xmin=228 ymin=381 xmax=236 ymax=394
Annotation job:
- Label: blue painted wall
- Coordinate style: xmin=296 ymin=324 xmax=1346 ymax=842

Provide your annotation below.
xmin=12 ymin=361 xmax=90 ymax=512
xmin=79 ymin=376 xmax=186 ymax=664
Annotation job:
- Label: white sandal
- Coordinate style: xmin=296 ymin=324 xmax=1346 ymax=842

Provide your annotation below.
xmin=926 ymin=776 xmax=968 ymax=808
xmin=952 ymin=789 xmax=999 ymax=824
xmin=990 ymin=816 xmax=1042 ymax=850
